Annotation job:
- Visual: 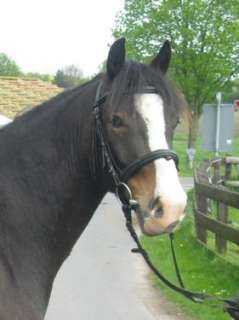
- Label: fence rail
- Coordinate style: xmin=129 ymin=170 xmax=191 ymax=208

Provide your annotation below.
xmin=194 ymin=157 xmax=239 ymax=254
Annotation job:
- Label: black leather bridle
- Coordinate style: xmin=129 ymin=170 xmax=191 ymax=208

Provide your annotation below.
xmin=92 ymin=81 xmax=179 ymax=193
xmin=91 ymin=81 xmax=239 ymax=319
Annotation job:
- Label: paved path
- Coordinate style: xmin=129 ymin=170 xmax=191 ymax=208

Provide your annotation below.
xmin=180 ymin=177 xmax=194 ymax=192
xmin=45 ymin=178 xmax=193 ymax=320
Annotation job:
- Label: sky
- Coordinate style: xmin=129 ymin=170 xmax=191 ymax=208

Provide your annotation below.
xmin=0 ymin=0 xmax=125 ymax=77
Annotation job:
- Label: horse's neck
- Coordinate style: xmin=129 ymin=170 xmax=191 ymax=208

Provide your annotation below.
xmin=0 ymin=84 xmax=107 ymax=317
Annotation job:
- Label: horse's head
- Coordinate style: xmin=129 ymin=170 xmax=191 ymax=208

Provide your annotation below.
xmin=99 ymin=38 xmax=187 ymax=236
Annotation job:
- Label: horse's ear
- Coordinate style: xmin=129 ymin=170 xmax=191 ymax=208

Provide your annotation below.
xmin=107 ymin=38 xmax=126 ymax=80
xmin=150 ymin=40 xmax=171 ymax=74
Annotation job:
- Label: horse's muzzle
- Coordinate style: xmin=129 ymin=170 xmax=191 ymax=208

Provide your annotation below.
xmin=135 ymin=197 xmax=187 ymax=236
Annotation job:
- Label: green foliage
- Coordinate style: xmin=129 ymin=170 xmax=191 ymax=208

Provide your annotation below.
xmin=114 ymin=0 xmax=239 ymax=116
xmin=142 ymin=191 xmax=239 ymax=320
xmin=0 ymin=53 xmax=22 ymax=76
xmin=54 ymin=65 xmax=85 ymax=88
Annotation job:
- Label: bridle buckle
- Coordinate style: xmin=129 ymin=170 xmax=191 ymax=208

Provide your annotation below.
xmin=116 ymin=182 xmax=138 ymax=208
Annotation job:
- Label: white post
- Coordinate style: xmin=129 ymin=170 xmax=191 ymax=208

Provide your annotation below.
xmin=215 ymin=92 xmax=222 ymax=156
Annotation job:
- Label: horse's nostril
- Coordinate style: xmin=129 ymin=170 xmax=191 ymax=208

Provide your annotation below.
xmin=155 ymin=207 xmax=163 ymax=218
xmin=148 ymin=197 xmax=163 ymax=218
xmin=148 ymin=197 xmax=163 ymax=217
xmin=148 ymin=196 xmax=160 ymax=210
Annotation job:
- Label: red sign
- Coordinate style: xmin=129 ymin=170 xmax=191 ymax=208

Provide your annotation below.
xmin=234 ymin=100 xmax=239 ymax=109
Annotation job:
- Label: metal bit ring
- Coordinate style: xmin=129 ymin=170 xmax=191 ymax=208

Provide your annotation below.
xmin=116 ymin=182 xmax=133 ymax=205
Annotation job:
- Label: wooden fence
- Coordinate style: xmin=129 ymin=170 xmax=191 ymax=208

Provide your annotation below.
xmin=194 ymin=157 xmax=239 ymax=254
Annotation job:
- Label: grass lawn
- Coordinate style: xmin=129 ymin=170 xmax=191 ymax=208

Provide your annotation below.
xmin=140 ymin=116 xmax=239 ymax=319
xmin=142 ymin=192 xmax=239 ymax=320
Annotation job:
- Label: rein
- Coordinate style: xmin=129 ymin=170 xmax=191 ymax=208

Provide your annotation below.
xmin=122 ymin=202 xmax=239 ymax=320
xmin=92 ymin=81 xmax=239 ymax=320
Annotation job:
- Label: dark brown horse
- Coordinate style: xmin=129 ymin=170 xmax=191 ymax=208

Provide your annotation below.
xmin=0 ymin=38 xmax=186 ymax=319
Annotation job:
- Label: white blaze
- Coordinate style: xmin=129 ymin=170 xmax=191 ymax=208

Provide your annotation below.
xmin=135 ymin=94 xmax=187 ymax=211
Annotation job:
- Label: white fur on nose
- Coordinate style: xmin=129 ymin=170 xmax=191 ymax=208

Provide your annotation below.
xmin=135 ymin=94 xmax=187 ymax=213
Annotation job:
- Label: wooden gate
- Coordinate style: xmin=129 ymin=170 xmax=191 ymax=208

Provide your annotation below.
xmin=194 ymin=157 xmax=239 ymax=254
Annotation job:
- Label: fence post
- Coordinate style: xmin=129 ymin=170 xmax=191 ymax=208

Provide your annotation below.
xmin=195 ymin=195 xmax=208 ymax=243
xmin=214 ymin=161 xmax=221 ymax=183
xmin=215 ymin=202 xmax=228 ymax=254
xmin=194 ymin=161 xmax=209 ymax=244
xmin=225 ymin=162 xmax=232 ymax=181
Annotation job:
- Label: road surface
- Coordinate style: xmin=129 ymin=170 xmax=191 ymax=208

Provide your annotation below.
xmin=45 ymin=178 xmax=193 ymax=320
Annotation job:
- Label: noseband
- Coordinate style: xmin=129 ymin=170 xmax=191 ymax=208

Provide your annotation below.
xmin=92 ymin=81 xmax=179 ymax=197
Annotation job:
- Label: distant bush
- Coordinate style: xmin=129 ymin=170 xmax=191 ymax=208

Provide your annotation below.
xmin=0 ymin=53 xmax=22 ymax=77
xmin=54 ymin=65 xmax=86 ymax=88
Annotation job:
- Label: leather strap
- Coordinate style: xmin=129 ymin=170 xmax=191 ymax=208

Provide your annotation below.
xmin=122 ymin=202 xmax=239 ymax=320
xmin=121 ymin=149 xmax=179 ymax=182
xmin=92 ymin=81 xmax=179 ymax=183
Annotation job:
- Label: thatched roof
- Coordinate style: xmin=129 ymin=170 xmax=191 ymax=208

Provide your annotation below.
xmin=0 ymin=114 xmax=12 ymax=126
xmin=0 ymin=77 xmax=62 ymax=118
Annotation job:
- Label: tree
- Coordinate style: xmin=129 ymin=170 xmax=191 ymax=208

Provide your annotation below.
xmin=54 ymin=65 xmax=84 ymax=88
xmin=0 ymin=53 xmax=22 ymax=76
xmin=114 ymin=0 xmax=239 ymax=148
xmin=223 ymin=79 xmax=239 ymax=103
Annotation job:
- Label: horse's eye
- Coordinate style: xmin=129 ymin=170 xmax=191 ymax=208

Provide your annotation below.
xmin=112 ymin=115 xmax=123 ymax=128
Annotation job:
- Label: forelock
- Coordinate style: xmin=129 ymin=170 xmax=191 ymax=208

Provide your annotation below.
xmin=108 ymin=61 xmax=182 ymax=115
